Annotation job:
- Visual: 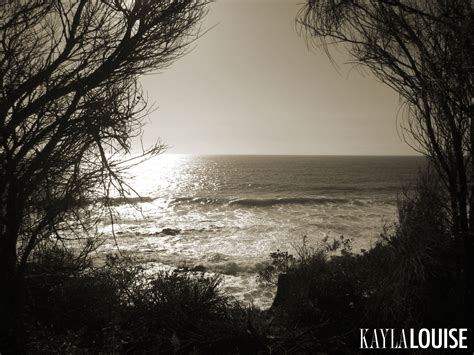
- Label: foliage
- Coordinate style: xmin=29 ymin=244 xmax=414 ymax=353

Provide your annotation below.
xmin=257 ymin=235 xmax=352 ymax=286
xmin=257 ymin=250 xmax=296 ymax=286
xmin=365 ymin=169 xmax=462 ymax=328
xmin=23 ymin=249 xmax=267 ymax=354
xmin=259 ymin=170 xmax=463 ymax=351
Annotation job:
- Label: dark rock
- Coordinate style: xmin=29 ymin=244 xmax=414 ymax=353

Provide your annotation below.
xmin=161 ymin=228 xmax=181 ymax=236
xmin=190 ymin=265 xmax=207 ymax=272
xmin=272 ymin=273 xmax=291 ymax=308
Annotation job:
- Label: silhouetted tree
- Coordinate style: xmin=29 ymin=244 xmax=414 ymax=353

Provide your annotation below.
xmin=298 ymin=0 xmax=473 ymax=326
xmin=0 ymin=0 xmax=208 ymax=351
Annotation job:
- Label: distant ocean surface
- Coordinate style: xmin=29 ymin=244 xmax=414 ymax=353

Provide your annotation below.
xmin=98 ymin=154 xmax=424 ymax=308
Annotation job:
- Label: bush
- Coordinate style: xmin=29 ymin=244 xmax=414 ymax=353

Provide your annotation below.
xmin=25 ymin=247 xmax=122 ymax=353
xmin=364 ymin=169 xmax=463 ymax=328
xmin=258 ymin=236 xmax=365 ymax=351
xmin=259 ymin=169 xmax=463 ymax=351
xmin=24 ymin=249 xmax=266 ymax=353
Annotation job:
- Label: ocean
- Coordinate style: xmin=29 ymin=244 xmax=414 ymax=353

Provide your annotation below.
xmin=97 ymin=154 xmax=424 ymax=308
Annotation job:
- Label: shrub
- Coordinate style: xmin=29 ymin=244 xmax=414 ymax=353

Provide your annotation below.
xmin=24 ymin=249 xmax=266 ymax=353
xmin=363 ymin=169 xmax=462 ymax=328
xmin=256 ymin=235 xmax=362 ymax=352
xmin=260 ymin=169 xmax=463 ymax=351
xmin=25 ymin=246 xmax=122 ymax=352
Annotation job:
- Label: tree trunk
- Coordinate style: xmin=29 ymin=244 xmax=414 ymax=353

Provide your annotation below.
xmin=0 ymin=179 xmax=25 ymax=354
xmin=0 ymin=238 xmax=25 ymax=354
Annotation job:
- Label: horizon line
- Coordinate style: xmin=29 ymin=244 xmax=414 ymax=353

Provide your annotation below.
xmin=154 ymin=153 xmax=424 ymax=157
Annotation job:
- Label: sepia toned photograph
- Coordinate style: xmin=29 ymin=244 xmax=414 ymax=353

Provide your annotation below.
xmin=0 ymin=0 xmax=472 ymax=353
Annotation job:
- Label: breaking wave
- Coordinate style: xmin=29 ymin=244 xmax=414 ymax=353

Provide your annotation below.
xmin=169 ymin=196 xmax=373 ymax=207
xmin=106 ymin=196 xmax=156 ymax=205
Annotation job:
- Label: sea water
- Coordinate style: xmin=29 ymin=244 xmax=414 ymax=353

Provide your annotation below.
xmin=96 ymin=154 xmax=424 ymax=308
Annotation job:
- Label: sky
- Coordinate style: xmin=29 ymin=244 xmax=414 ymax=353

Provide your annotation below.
xmin=138 ymin=0 xmax=416 ymax=156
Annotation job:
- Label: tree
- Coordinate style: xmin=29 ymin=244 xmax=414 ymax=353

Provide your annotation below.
xmin=0 ymin=0 xmax=208 ymax=351
xmin=298 ymin=0 xmax=473 ymax=324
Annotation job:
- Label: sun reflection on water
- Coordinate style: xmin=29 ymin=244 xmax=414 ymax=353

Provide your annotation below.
xmin=127 ymin=154 xmax=194 ymax=197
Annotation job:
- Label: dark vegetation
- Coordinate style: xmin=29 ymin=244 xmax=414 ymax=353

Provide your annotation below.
xmin=24 ymin=250 xmax=264 ymax=353
xmin=258 ymin=170 xmax=464 ymax=352
xmin=18 ymin=170 xmax=464 ymax=353
xmin=298 ymin=0 xmax=473 ymax=331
